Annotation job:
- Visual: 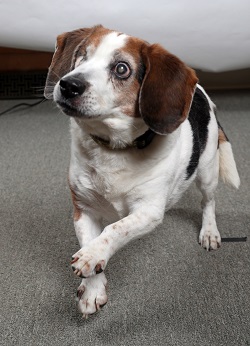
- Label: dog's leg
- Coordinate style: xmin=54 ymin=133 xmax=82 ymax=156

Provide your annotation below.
xmin=73 ymin=212 xmax=108 ymax=316
xmin=71 ymin=204 xmax=165 ymax=277
xmin=197 ymin=150 xmax=221 ymax=250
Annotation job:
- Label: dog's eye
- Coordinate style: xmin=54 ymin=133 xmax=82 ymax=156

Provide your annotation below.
xmin=114 ymin=62 xmax=131 ymax=79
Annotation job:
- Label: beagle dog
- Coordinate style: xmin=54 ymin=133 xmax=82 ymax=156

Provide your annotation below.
xmin=44 ymin=25 xmax=240 ymax=317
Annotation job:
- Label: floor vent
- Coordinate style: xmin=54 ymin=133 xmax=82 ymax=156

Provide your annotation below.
xmin=0 ymin=71 xmax=47 ymax=99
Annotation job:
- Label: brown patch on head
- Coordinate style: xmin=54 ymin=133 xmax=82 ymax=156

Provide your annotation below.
xmin=85 ymin=26 xmax=113 ymax=50
xmin=74 ymin=26 xmax=115 ymax=64
xmin=44 ymin=25 xmax=112 ymax=99
xmin=44 ymin=27 xmax=94 ymax=98
xmin=120 ymin=36 xmax=146 ymax=75
xmin=114 ymin=36 xmax=147 ymax=118
xmin=139 ymin=43 xmax=198 ymax=134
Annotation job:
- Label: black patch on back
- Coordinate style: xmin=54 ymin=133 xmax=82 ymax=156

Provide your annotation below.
xmin=185 ymin=87 xmax=211 ymax=179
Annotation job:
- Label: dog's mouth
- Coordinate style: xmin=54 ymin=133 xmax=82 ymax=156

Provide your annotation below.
xmin=57 ymin=101 xmax=82 ymax=117
xmin=57 ymin=101 xmax=100 ymax=120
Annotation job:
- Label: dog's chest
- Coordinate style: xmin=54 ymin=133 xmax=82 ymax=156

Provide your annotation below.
xmin=69 ymin=122 xmax=194 ymax=220
xmin=71 ymin=142 xmax=168 ymax=220
xmin=70 ymin=145 xmax=146 ymax=217
xmin=88 ymin=161 xmax=127 ymax=199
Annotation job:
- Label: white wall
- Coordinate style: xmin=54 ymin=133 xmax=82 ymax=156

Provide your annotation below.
xmin=1 ymin=0 xmax=250 ymax=72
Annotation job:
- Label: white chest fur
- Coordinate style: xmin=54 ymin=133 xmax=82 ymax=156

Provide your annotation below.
xmin=68 ymin=118 xmax=194 ymax=222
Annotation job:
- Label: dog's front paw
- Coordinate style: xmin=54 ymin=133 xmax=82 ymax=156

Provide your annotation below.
xmin=199 ymin=226 xmax=221 ymax=251
xmin=77 ymin=273 xmax=108 ymax=318
xmin=71 ymin=246 xmax=107 ymax=278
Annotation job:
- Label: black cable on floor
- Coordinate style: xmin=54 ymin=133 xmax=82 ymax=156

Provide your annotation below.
xmin=0 ymin=98 xmax=46 ymax=117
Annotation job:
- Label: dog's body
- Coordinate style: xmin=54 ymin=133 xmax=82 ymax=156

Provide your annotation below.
xmin=45 ymin=25 xmax=240 ymax=316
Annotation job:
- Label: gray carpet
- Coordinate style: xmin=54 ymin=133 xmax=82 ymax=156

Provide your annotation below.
xmin=0 ymin=91 xmax=249 ymax=346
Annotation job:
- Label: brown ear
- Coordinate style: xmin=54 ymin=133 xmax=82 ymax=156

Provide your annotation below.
xmin=139 ymin=44 xmax=198 ymax=134
xmin=44 ymin=27 xmax=95 ymax=99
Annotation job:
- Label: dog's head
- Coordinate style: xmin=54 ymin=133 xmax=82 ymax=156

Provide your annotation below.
xmin=45 ymin=25 xmax=198 ymax=134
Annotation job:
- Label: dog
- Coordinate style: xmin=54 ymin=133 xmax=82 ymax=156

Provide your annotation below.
xmin=44 ymin=25 xmax=240 ymax=317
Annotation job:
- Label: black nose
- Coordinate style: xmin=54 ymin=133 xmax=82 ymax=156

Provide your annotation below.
xmin=59 ymin=75 xmax=87 ymax=99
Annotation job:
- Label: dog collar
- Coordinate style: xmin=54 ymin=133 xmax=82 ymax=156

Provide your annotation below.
xmin=90 ymin=129 xmax=156 ymax=150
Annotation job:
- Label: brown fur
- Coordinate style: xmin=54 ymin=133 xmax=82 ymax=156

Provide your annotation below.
xmin=44 ymin=25 xmax=110 ymax=99
xmin=139 ymin=44 xmax=198 ymax=134
xmin=115 ymin=37 xmax=147 ymax=118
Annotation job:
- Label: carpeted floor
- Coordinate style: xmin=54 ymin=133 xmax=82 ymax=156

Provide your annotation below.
xmin=0 ymin=90 xmax=249 ymax=346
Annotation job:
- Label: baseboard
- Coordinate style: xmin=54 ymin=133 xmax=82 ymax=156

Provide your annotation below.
xmin=0 ymin=47 xmax=249 ymax=99
xmin=196 ymin=68 xmax=250 ymax=90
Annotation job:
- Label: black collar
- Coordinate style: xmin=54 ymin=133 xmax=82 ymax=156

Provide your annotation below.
xmin=90 ymin=129 xmax=156 ymax=150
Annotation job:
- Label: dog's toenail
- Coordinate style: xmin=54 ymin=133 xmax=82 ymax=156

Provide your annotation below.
xmin=71 ymin=257 xmax=79 ymax=264
xmin=99 ymin=302 xmax=107 ymax=308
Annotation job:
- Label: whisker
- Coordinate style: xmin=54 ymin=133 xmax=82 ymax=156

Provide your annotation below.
xmin=45 ymin=92 xmax=54 ymax=99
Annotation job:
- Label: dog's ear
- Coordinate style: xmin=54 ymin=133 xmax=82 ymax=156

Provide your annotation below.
xmin=44 ymin=27 xmax=95 ymax=99
xmin=139 ymin=44 xmax=198 ymax=134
